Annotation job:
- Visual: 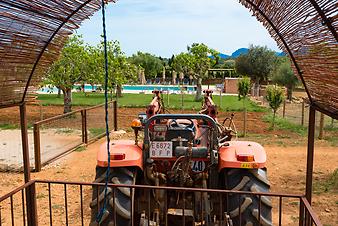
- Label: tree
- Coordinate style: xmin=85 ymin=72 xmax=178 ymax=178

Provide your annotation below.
xmin=235 ymin=45 xmax=277 ymax=96
xmin=265 ymin=85 xmax=285 ymax=129
xmin=45 ymin=35 xmax=87 ymax=113
xmin=272 ymin=60 xmax=299 ymax=101
xmin=98 ymin=40 xmax=138 ymax=97
xmin=172 ymin=43 xmax=218 ymax=101
xmin=238 ymin=77 xmax=251 ymax=136
xmin=172 ymin=52 xmax=193 ymax=80
xmin=189 ymin=43 xmax=219 ymax=100
xmin=84 ymin=45 xmax=103 ymax=92
xmin=129 ymin=52 xmax=163 ymax=79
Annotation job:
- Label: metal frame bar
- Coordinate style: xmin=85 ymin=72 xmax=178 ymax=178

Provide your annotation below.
xmin=0 ymin=179 xmax=323 ymax=225
xmin=308 ymin=0 xmax=338 ymax=41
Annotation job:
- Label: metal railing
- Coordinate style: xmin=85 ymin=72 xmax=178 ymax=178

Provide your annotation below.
xmin=33 ymin=101 xmax=117 ymax=172
xmin=0 ymin=180 xmax=322 ymax=226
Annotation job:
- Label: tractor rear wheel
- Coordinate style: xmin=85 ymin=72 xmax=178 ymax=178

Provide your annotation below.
xmin=225 ymin=168 xmax=272 ymax=226
xmin=89 ymin=166 xmax=136 ymax=226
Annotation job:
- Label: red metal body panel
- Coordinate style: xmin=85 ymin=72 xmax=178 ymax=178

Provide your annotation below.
xmin=218 ymin=141 xmax=266 ymax=170
xmin=97 ymin=140 xmax=143 ymax=169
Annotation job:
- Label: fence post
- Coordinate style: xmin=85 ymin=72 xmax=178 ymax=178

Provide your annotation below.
xmin=318 ymin=113 xmax=324 ymax=140
xmin=81 ymin=110 xmax=88 ymax=144
xmin=113 ymin=101 xmax=118 ymax=131
xmin=301 ymin=100 xmax=305 ymax=126
xmin=219 ymin=90 xmax=222 ymax=109
xmin=181 ymin=89 xmax=184 ymax=112
xmin=282 ymin=100 xmax=286 ymax=118
xmin=33 ymin=124 xmax=41 ymax=172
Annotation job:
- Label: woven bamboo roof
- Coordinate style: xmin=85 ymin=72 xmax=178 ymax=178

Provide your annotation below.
xmin=0 ymin=0 xmax=337 ymax=118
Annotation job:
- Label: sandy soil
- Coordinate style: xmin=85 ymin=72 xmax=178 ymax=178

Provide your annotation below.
xmin=0 ymin=133 xmax=336 ymax=225
xmin=0 ymin=105 xmax=336 ymax=225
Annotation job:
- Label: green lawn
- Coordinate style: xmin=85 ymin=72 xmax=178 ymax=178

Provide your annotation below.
xmin=37 ymin=92 xmax=266 ymax=112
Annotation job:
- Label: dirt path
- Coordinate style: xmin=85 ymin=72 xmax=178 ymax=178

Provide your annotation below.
xmin=0 ymin=105 xmax=336 ymax=225
xmin=0 ymin=132 xmax=336 ymax=225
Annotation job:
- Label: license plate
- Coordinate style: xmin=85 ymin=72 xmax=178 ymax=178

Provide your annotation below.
xmin=240 ymin=163 xmax=252 ymax=168
xmin=150 ymin=141 xmax=173 ymax=158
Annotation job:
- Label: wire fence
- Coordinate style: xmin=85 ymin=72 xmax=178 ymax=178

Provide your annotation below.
xmin=278 ymin=99 xmax=337 ymax=136
xmin=33 ymin=101 xmax=117 ymax=172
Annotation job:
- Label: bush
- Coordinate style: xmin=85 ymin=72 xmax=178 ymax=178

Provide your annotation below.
xmin=265 ymin=85 xmax=285 ymax=129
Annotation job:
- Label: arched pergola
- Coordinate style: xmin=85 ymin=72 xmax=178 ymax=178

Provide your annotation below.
xmin=0 ymin=0 xmax=336 ymax=224
xmin=0 ymin=0 xmax=336 ymax=118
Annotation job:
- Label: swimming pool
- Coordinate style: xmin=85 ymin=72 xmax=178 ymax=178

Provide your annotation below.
xmin=123 ymin=85 xmax=196 ymax=92
xmin=38 ymin=84 xmax=100 ymax=94
xmin=38 ymin=84 xmax=197 ymax=94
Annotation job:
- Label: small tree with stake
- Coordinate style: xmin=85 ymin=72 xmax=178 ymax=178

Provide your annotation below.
xmin=238 ymin=77 xmax=251 ymax=136
xmin=265 ymin=85 xmax=285 ymax=129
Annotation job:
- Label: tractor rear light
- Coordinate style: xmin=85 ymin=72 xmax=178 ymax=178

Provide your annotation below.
xmin=110 ymin=153 xmax=125 ymax=160
xmin=237 ymin=154 xmax=255 ymax=162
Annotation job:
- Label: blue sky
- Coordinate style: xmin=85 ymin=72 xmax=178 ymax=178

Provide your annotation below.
xmin=77 ymin=0 xmax=280 ymax=57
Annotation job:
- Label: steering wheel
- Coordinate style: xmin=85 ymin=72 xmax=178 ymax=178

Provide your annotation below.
xmin=169 ymin=119 xmax=195 ymax=132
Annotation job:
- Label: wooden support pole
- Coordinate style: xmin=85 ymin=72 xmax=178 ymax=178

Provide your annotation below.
xmin=305 ymin=105 xmax=316 ymax=204
xmin=20 ymin=103 xmax=37 ymax=226
xmin=20 ymin=103 xmax=31 ymax=182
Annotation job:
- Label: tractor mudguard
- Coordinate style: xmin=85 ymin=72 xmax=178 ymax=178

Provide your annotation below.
xmin=97 ymin=140 xmax=143 ymax=170
xmin=218 ymin=141 xmax=266 ymax=171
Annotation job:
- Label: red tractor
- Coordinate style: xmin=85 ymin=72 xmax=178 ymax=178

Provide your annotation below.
xmin=90 ymin=90 xmax=271 ymax=226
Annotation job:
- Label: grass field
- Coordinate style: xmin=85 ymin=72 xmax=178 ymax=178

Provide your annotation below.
xmin=38 ymin=92 xmax=266 ymax=112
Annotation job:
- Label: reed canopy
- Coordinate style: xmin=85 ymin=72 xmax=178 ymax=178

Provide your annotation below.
xmin=0 ymin=0 xmax=337 ymax=118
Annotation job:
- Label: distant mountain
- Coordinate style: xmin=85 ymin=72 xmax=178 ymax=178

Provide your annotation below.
xmin=276 ymin=52 xmax=286 ymax=57
xmin=214 ymin=49 xmax=286 ymax=59
xmin=231 ymin=48 xmax=249 ymax=58
xmin=218 ymin=53 xmax=230 ymax=59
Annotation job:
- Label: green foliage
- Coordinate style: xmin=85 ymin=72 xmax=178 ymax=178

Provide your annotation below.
xmin=173 ymin=43 xmax=219 ymax=100
xmin=266 ymin=85 xmax=285 ymax=112
xmin=238 ymin=77 xmax=251 ymax=101
xmin=272 ymin=60 xmax=299 ymax=100
xmin=265 ymin=85 xmax=285 ymax=128
xmin=44 ymin=36 xmax=138 ymax=111
xmin=98 ymin=40 xmax=138 ymax=90
xmin=129 ymin=52 xmax=163 ymax=79
xmin=235 ymin=45 xmax=277 ymax=83
xmin=88 ymin=128 xmax=106 ymax=138
xmin=172 ymin=53 xmax=192 ymax=75
xmin=187 ymin=43 xmax=219 ymax=80
xmin=0 ymin=123 xmax=19 ymax=130
xmin=45 ymin=34 xmax=87 ymax=90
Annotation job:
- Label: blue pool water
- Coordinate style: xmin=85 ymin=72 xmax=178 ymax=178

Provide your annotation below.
xmin=123 ymin=85 xmax=196 ymax=92
xmin=38 ymin=85 xmax=196 ymax=94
